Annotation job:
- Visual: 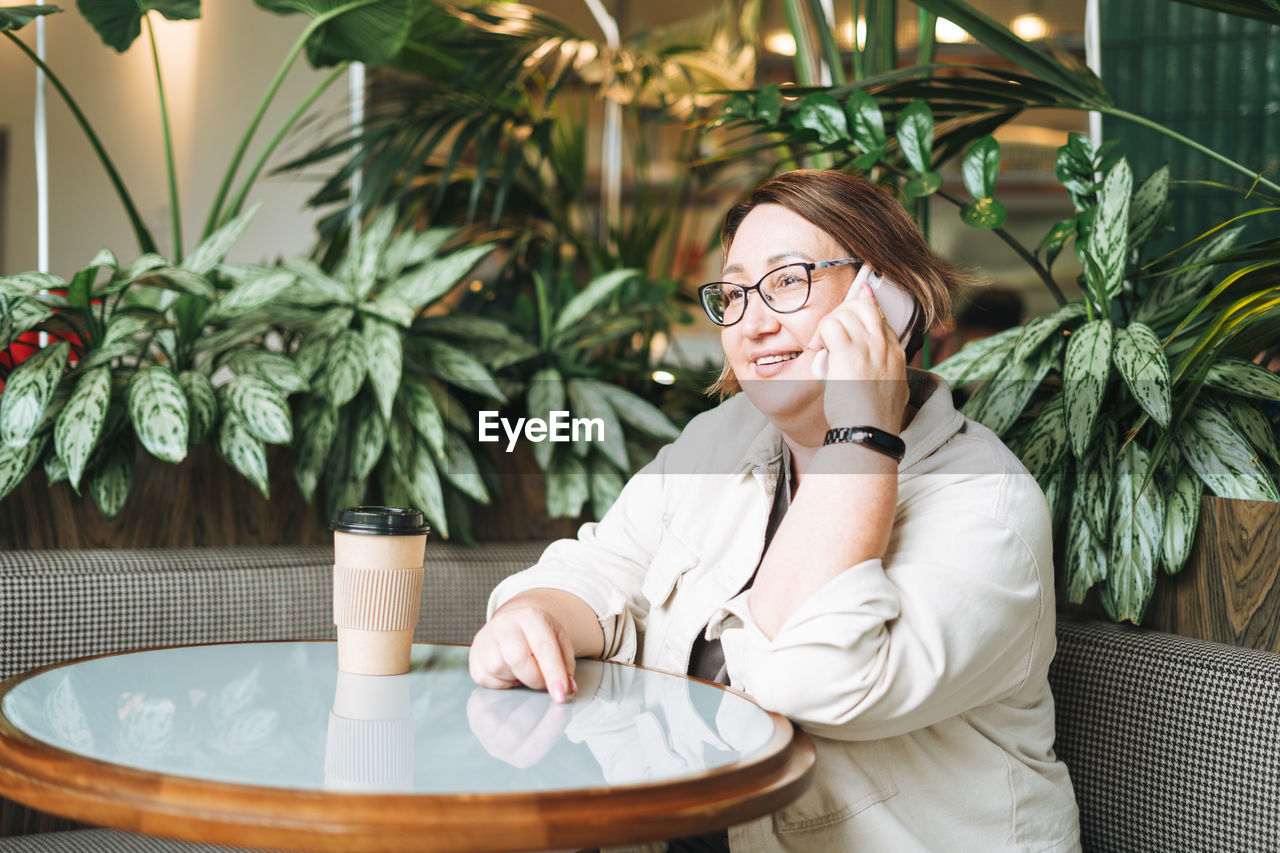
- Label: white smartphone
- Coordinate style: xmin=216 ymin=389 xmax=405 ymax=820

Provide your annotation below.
xmin=811 ymin=268 xmax=919 ymax=380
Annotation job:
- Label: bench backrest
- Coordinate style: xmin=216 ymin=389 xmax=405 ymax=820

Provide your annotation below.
xmin=1050 ymin=614 xmax=1280 ymax=852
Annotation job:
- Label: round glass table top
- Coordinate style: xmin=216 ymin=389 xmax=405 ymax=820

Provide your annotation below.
xmin=1 ymin=642 xmax=778 ymax=795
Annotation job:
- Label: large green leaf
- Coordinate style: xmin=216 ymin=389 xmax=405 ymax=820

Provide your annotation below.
xmin=441 ymin=430 xmax=489 ymax=504
xmin=962 ymin=135 xmax=1000 ymax=200
xmin=929 ymin=324 xmax=1021 ymax=385
xmin=102 ymin=310 xmax=168 ymax=347
xmin=1064 ymin=489 xmax=1107 ymax=604
xmin=129 ymin=266 xmax=217 ymax=300
xmin=1173 ymin=401 xmax=1280 ymax=502
xmin=1128 ymin=165 xmax=1169 ymax=249
xmin=55 ymin=367 xmax=112 ymax=490
xmin=397 ymin=375 xmax=445 ymax=458
xmin=1087 ymin=160 xmax=1132 ymax=301
xmin=393 ymin=436 xmax=447 ymax=539
xmin=1080 ymin=419 xmax=1117 ymax=541
xmin=222 ymin=375 xmax=293 ymax=445
xmin=551 ymin=268 xmax=641 ymax=340
xmin=1102 ymin=443 xmax=1163 ymax=624
xmin=342 ymin=206 xmax=398 ymax=299
xmin=348 ymin=394 xmax=387 ymax=482
xmin=896 ymin=99 xmax=934 ymax=176
xmin=393 ymin=244 xmax=493 ymax=311
xmin=281 ymin=257 xmax=351 ymax=306
xmin=963 ymin=334 xmax=1059 ymax=436
xmin=323 ymin=329 xmax=367 ymax=408
xmin=418 ymin=339 xmax=504 ymax=402
xmin=566 ymin=379 xmax=628 ymax=471
xmin=77 ymin=0 xmax=199 ymax=52
xmin=527 ymin=366 xmax=565 ymax=471
xmin=1203 ymin=356 xmax=1280 ymax=401
xmin=293 ymin=397 xmax=338 ymax=503
xmin=205 ymin=269 xmax=297 ymax=322
xmin=1015 ymin=393 xmax=1068 ymax=481
xmin=1133 ymin=226 xmax=1245 ymax=326
xmin=127 ymin=365 xmax=189 ymax=463
xmin=0 ymin=434 xmax=48 ymax=501
xmin=1112 ymin=323 xmax=1172 ymax=429
xmin=0 ymin=341 xmax=69 ymax=448
xmin=0 ymin=298 xmax=54 ymax=351
xmin=254 ymin=0 xmax=411 ymax=68
xmin=179 ymin=370 xmax=217 ymax=445
xmin=845 ymin=90 xmax=886 ymax=154
xmin=0 ymin=6 xmax=61 ymax=30
xmin=380 ymin=227 xmax=454 ymax=282
xmin=1210 ymin=393 xmax=1280 ymax=465
xmin=88 ymin=434 xmax=134 ymax=521
xmin=795 ymin=94 xmax=849 ymax=145
xmin=1063 ymin=319 xmax=1113 ymax=458
xmin=227 ymin=350 xmax=310 ymax=395
xmin=363 ymin=318 xmax=402 ymax=421
xmin=217 ymin=413 xmax=270 ymax=498
xmin=183 ymin=202 xmax=260 ymax=275
xmin=1161 ymin=462 xmax=1202 ymax=576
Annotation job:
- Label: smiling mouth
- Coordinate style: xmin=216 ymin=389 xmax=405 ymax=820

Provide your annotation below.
xmin=755 ymin=352 xmax=801 ymax=366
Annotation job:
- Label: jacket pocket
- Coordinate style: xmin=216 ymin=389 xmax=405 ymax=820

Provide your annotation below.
xmin=774 ymin=738 xmax=898 ymax=833
xmin=640 ymin=527 xmax=700 ymax=608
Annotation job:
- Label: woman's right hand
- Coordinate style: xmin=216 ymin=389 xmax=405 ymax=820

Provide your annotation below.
xmin=469 ymin=600 xmax=578 ymax=703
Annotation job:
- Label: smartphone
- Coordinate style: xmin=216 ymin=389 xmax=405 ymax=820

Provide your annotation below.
xmin=811 ymin=269 xmax=919 ymax=380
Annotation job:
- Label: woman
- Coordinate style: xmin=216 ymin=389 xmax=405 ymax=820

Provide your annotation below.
xmin=470 ymin=170 xmax=1080 ymax=852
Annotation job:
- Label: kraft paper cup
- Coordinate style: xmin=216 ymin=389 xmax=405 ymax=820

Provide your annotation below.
xmin=331 ymin=506 xmax=429 ymax=676
xmin=324 ymin=671 xmax=414 ymax=791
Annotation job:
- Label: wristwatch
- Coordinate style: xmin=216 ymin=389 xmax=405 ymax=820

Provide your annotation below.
xmin=823 ymin=426 xmax=906 ymax=462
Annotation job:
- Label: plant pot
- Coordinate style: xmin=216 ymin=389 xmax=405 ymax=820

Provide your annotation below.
xmin=1143 ymin=496 xmax=1280 ymax=652
xmin=0 ymin=444 xmax=331 ymax=550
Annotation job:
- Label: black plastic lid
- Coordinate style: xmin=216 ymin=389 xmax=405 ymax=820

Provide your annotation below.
xmin=330 ymin=506 xmax=430 ymax=536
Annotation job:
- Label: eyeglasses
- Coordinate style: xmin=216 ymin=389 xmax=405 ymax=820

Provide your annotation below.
xmin=698 ymin=258 xmax=862 ymax=327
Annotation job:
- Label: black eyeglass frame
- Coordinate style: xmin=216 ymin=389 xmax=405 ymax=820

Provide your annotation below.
xmin=698 ymin=257 xmax=863 ymax=327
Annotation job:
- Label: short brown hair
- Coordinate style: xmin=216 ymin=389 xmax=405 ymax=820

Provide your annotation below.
xmin=708 ymin=170 xmax=962 ymax=398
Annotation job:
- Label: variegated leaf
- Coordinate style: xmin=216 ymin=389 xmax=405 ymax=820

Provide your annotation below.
xmin=130 ymin=266 xmax=216 ymax=300
xmin=312 ymin=307 xmax=356 ymax=341
xmin=398 ymin=376 xmax=445 ymax=459
xmin=380 ymin=227 xmax=454 ymax=282
xmin=205 ymin=269 xmax=297 ymax=322
xmin=323 ymin=330 xmax=367 ymax=408
xmin=44 ymin=452 xmax=68 ymax=485
xmin=1080 ymin=419 xmax=1117 ymax=541
xmin=0 ymin=298 xmax=54 ymax=350
xmin=344 ymin=206 xmax=398 ymax=300
xmin=587 ymin=381 xmax=680 ymax=442
xmin=1063 ymin=319 xmax=1113 ymax=458
xmin=377 ymin=461 xmax=414 ymax=513
xmin=1209 ymin=393 xmax=1280 ymax=465
xmin=349 ymin=395 xmax=388 ymax=482
xmin=282 ymin=258 xmax=352 ymax=306
xmin=589 ymin=454 xmax=626 ymax=519
xmin=179 ymin=371 xmax=217 ymax=445
xmin=293 ymin=335 xmax=331 ymax=381
xmin=442 ymin=431 xmax=489 ymax=504
xmin=1089 ymin=159 xmax=1132 ymax=299
xmin=430 ymin=382 xmax=473 ymax=434
xmin=419 ymin=339 xmax=504 ymax=402
xmin=55 ymin=367 xmax=112 ymax=489
xmin=1102 ymin=442 xmax=1163 ymax=623
xmin=1203 ymin=356 xmax=1280 ymax=402
xmin=1016 ymin=393 xmax=1068 ymax=481
xmin=552 ymin=268 xmax=641 ymax=340
xmin=1134 ymin=226 xmax=1245 ymax=326
xmin=227 ymin=350 xmax=310 ymax=394
xmin=1065 ymin=490 xmax=1107 ymax=604
xmin=567 ymin=379 xmax=628 ymax=471
xmin=1040 ymin=456 xmax=1072 ymax=530
xmin=0 ymin=434 xmax=48 ymax=501
xmin=1161 ymin=464 xmax=1202 ymax=576
xmin=183 ymin=202 xmax=262 ymax=275
xmin=361 ymin=296 xmax=413 ymax=328
xmin=128 ymin=365 xmax=189 ymax=464
xmin=528 ymin=367 xmax=566 ymax=471
xmin=963 ymin=336 xmax=1059 ymax=436
xmin=0 ymin=271 xmax=62 ymax=297
xmin=363 ymin=318 xmax=403 ymax=421
xmin=0 ymin=341 xmax=70 ymax=448
xmin=88 ymin=436 xmax=134 ymax=522
xmin=218 ymin=413 xmax=270 ymax=498
xmin=222 ymin=375 xmax=292 ymax=445
xmin=400 ymin=439 xmax=448 ymax=539
xmin=103 ymin=311 xmax=168 ymax=347
xmin=1128 ymin=164 xmax=1169 ymax=248
xmin=546 ymin=451 xmax=589 ymax=518
xmin=1173 ymin=400 xmax=1279 ymax=502
xmin=293 ymin=397 xmax=338 ymax=504
xmin=395 ymin=244 xmax=495 ymax=311
xmin=1112 ymin=323 xmax=1171 ymax=429
xmin=929 ymin=325 xmax=1021 ymax=386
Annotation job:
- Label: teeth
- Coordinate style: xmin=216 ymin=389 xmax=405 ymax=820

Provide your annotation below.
xmin=756 ymin=352 xmax=800 ymax=366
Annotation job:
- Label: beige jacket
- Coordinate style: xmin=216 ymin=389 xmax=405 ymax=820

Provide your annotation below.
xmin=488 ymin=369 xmax=1081 ymax=852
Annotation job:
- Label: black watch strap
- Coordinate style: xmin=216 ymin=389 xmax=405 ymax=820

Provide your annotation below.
xmin=823 ymin=426 xmax=905 ymax=462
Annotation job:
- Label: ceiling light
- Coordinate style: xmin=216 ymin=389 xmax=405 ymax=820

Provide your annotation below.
xmin=651 ymin=370 xmax=675 ymax=386
xmin=1011 ymin=13 xmax=1049 ymax=40
xmin=935 ymin=18 xmax=970 ymax=43
xmin=764 ymin=31 xmax=797 ymax=57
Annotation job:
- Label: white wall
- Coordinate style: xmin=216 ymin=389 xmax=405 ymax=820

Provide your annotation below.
xmin=0 ymin=1 xmax=350 ymax=277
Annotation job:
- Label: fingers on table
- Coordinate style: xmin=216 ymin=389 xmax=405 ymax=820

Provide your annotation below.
xmin=469 ymin=610 xmax=577 ymax=702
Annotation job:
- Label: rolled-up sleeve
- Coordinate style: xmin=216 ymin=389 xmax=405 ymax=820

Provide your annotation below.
xmin=710 ymin=489 xmax=1049 ymax=742
xmin=486 ymin=447 xmax=672 ymax=663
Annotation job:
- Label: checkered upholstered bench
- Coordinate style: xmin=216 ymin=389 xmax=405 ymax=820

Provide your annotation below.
xmin=1049 ymin=613 xmax=1280 ymax=852
xmin=0 ymin=542 xmax=550 ymax=851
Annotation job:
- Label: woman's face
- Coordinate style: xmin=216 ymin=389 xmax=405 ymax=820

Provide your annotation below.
xmin=720 ymin=203 xmax=857 ymax=424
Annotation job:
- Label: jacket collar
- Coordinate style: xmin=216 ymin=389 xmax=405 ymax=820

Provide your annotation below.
xmin=732 ymin=368 xmax=965 ymax=475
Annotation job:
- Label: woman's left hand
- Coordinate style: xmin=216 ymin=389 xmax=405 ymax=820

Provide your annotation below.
xmin=806 ymin=264 xmax=910 ymax=433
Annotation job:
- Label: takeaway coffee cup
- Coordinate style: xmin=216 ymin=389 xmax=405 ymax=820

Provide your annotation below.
xmin=331 ymin=506 xmax=430 ymax=675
